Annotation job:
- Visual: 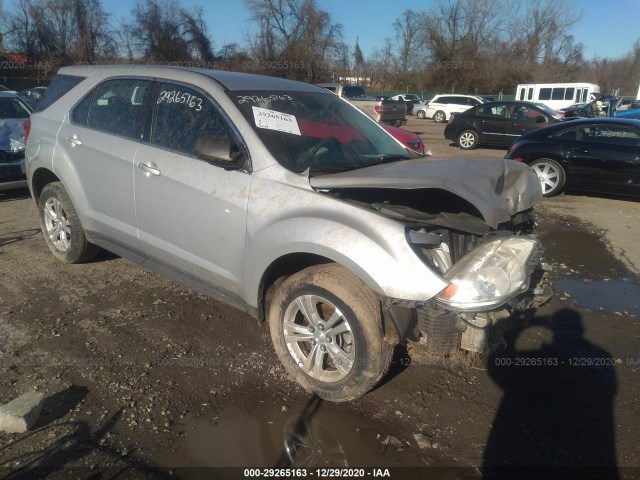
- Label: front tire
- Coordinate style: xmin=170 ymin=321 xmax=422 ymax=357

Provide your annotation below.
xmin=433 ymin=110 xmax=446 ymax=123
xmin=416 ymin=109 xmax=426 ymax=119
xmin=458 ymin=129 xmax=479 ymax=149
xmin=529 ymin=158 xmax=566 ymax=197
xmin=268 ymin=264 xmax=394 ymax=402
xmin=38 ymin=182 xmax=99 ymax=263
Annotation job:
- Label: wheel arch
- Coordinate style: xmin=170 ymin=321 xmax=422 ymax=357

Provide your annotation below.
xmin=30 ymin=167 xmax=60 ymax=203
xmin=257 ymin=252 xmax=342 ymax=323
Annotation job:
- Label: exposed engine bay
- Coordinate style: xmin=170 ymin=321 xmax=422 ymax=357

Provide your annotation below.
xmin=326 ymin=187 xmax=552 ymax=354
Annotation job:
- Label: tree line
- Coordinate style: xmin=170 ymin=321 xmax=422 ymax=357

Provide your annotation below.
xmin=0 ymin=0 xmax=638 ymax=95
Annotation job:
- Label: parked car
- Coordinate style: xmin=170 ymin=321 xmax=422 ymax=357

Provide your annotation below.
xmin=505 ymin=118 xmax=640 ymax=197
xmin=0 ymin=92 xmax=32 ymax=191
xmin=615 ymin=108 xmax=640 ymax=120
xmin=379 ymin=123 xmax=429 ymax=155
xmin=444 ymin=101 xmax=562 ymax=150
xmin=416 ymin=94 xmax=485 ymax=122
xmin=390 ymin=93 xmax=423 ymax=115
xmin=18 ymin=86 xmax=48 ymax=108
xmin=27 ymin=66 xmax=550 ymax=401
xmin=316 ymin=83 xmax=406 ymax=126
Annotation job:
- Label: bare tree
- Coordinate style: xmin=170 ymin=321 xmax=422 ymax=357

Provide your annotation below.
xmin=393 ymin=9 xmax=423 ymax=74
xmin=244 ymin=0 xmax=343 ymax=80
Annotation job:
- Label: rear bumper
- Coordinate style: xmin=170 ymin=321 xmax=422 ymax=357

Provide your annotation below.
xmin=0 ymin=155 xmax=26 ymax=191
xmin=444 ymin=125 xmax=457 ymax=141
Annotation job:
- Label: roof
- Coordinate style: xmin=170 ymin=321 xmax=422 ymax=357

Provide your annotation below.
xmin=57 ymin=65 xmax=327 ymax=93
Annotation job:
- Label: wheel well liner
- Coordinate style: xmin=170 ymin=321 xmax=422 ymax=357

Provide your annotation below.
xmin=258 ymin=253 xmax=333 ymax=322
xmin=31 ymin=168 xmax=60 ymax=202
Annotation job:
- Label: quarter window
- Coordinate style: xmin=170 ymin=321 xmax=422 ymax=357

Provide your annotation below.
xmin=577 ymin=125 xmax=640 ymax=146
xmin=152 ymin=83 xmax=234 ymax=157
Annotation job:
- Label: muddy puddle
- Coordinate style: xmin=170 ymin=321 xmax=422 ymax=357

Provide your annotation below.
xmin=554 ymin=278 xmax=640 ymax=318
xmin=538 ymin=223 xmax=640 ymax=318
xmin=158 ymin=397 xmax=441 ymax=474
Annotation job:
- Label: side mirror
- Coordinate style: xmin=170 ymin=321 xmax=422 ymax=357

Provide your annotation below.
xmin=535 ymin=115 xmax=547 ymax=123
xmin=195 ymin=136 xmax=244 ymax=169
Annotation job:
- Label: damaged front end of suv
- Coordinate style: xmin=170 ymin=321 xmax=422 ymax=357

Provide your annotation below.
xmin=310 ymin=157 xmax=552 ymax=354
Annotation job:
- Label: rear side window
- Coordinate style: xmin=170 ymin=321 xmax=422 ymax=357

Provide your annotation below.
xmin=551 ymin=88 xmax=565 ymax=100
xmin=33 ymin=74 xmax=85 ymax=113
xmin=578 ymin=125 xmax=640 ymax=146
xmin=152 ymin=82 xmax=234 ymax=157
xmin=538 ymin=88 xmax=552 ymax=101
xmin=552 ymin=128 xmax=577 ymax=140
xmin=477 ymin=104 xmax=506 ymax=117
xmin=73 ymin=78 xmax=152 ymax=140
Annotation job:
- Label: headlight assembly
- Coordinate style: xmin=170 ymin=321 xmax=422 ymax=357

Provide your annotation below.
xmin=436 ymin=236 xmax=538 ymax=311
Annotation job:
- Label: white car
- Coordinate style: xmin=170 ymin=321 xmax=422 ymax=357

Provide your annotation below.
xmin=416 ymin=94 xmax=485 ymax=122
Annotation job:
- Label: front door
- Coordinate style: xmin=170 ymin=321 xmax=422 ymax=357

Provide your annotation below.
xmin=134 ymin=81 xmax=251 ymax=303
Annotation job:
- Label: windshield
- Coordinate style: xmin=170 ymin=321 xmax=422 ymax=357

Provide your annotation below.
xmin=230 ymin=90 xmax=411 ymax=173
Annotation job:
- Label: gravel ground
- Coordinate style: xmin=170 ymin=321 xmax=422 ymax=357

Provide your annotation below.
xmin=0 ymin=118 xmax=639 ymax=477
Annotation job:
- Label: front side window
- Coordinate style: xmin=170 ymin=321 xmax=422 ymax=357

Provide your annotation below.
xmin=152 ymin=82 xmax=235 ymax=157
xmin=508 ymin=105 xmax=543 ymax=122
xmin=74 ymin=78 xmax=151 ymax=140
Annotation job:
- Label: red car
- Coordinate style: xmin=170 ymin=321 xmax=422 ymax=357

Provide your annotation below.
xmin=379 ymin=123 xmax=430 ymax=155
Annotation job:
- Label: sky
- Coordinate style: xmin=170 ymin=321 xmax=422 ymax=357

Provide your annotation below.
xmin=107 ymin=0 xmax=640 ymax=60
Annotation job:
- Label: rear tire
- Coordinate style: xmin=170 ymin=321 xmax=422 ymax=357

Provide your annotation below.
xmin=38 ymin=182 xmax=99 ymax=263
xmin=529 ymin=158 xmax=566 ymax=197
xmin=433 ymin=110 xmax=446 ymax=123
xmin=458 ymin=129 xmax=479 ymax=150
xmin=416 ymin=110 xmax=426 ymax=119
xmin=268 ymin=264 xmax=394 ymax=402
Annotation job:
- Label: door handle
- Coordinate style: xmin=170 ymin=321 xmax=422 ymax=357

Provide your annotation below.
xmin=137 ymin=162 xmax=161 ymax=177
xmin=573 ymin=147 xmax=589 ymax=154
xmin=66 ymin=134 xmax=82 ymax=147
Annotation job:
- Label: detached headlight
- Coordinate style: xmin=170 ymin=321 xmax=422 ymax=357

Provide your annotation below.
xmin=436 ymin=236 xmax=538 ymax=311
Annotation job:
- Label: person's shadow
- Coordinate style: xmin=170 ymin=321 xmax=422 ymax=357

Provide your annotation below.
xmin=482 ymin=308 xmax=619 ymax=479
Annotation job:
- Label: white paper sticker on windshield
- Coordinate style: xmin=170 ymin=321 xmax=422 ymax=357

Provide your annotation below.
xmin=252 ymin=106 xmax=301 ymax=136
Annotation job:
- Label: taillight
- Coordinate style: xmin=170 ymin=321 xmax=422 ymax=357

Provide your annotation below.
xmin=447 ymin=114 xmax=455 ymax=125
xmin=24 ymin=118 xmax=31 ymax=142
xmin=508 ymin=141 xmax=523 ymax=156
xmin=374 ymin=105 xmax=382 ymax=120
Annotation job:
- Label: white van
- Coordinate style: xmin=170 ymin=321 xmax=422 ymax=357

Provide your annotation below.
xmin=516 ymin=83 xmax=600 ymax=110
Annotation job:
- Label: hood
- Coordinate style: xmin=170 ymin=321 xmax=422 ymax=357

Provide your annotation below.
xmin=309 ymin=158 xmax=542 ymax=229
xmin=379 ymin=124 xmax=421 ymax=143
xmin=0 ymin=118 xmax=27 ymax=153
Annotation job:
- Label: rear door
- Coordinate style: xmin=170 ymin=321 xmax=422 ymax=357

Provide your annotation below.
xmin=133 ymin=81 xmax=251 ymax=303
xmin=57 ymin=77 xmax=152 ymax=256
xmin=569 ymin=124 xmax=640 ymax=195
xmin=474 ymin=103 xmax=509 ymax=145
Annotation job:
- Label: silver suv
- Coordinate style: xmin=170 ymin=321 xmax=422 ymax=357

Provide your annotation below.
xmin=26 ymin=66 xmax=550 ymax=401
